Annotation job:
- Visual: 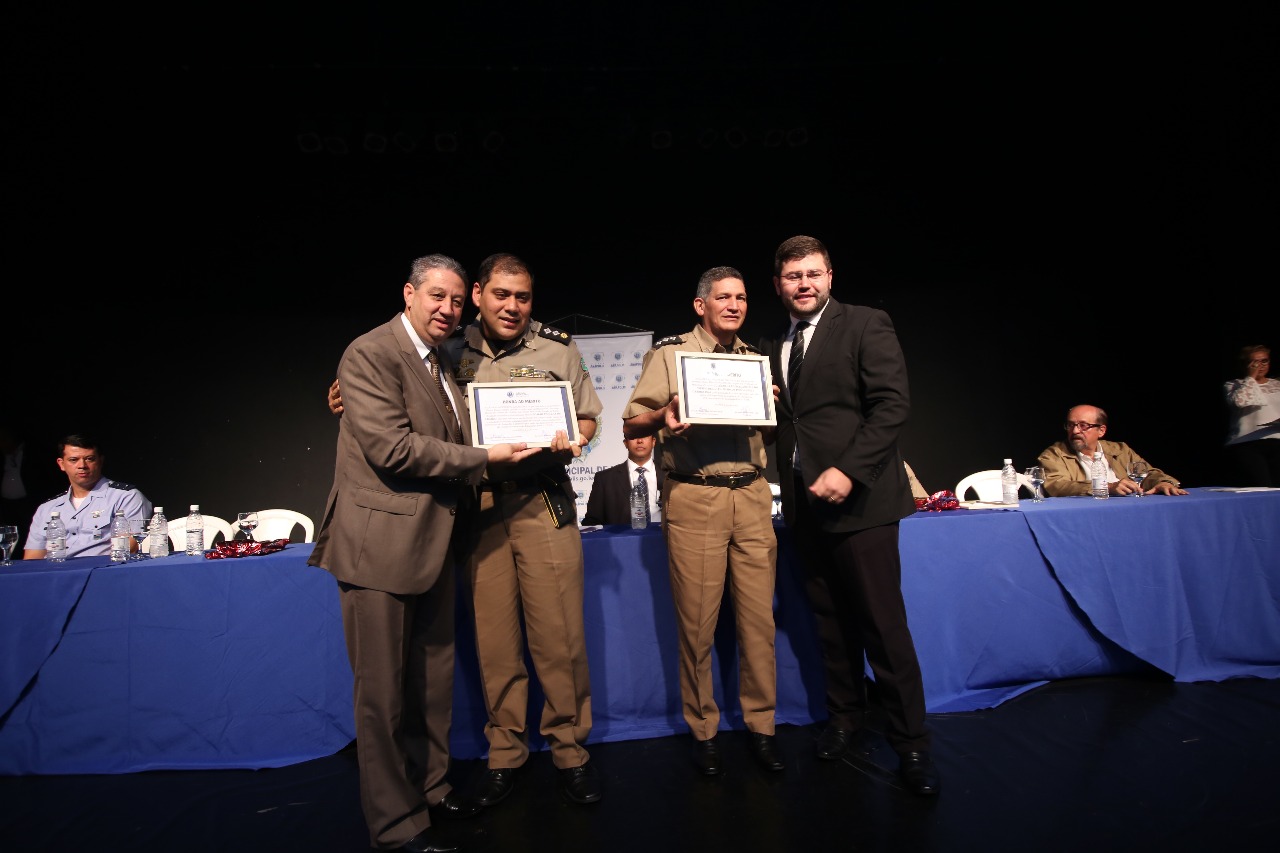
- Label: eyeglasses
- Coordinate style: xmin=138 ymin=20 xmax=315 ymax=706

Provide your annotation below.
xmin=779 ymin=269 xmax=829 ymax=283
xmin=1064 ymin=421 xmax=1103 ymax=432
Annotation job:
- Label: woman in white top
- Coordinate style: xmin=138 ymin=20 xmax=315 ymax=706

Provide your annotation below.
xmin=1223 ymin=343 xmax=1280 ymax=486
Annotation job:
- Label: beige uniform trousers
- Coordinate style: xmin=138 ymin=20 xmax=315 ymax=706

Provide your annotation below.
xmin=662 ymin=476 xmax=778 ymax=740
xmin=467 ymin=483 xmax=592 ymax=769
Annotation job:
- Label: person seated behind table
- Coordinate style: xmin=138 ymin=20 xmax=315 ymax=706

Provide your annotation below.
xmin=581 ymin=434 xmax=664 ymax=526
xmin=1037 ymin=404 xmax=1188 ymax=497
xmin=23 ymin=432 xmax=153 ymax=559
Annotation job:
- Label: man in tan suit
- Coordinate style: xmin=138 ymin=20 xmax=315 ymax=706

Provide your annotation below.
xmin=309 ymin=253 xmax=536 ymax=853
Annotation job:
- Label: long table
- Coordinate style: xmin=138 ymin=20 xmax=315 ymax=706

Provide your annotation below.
xmin=2 ymin=488 xmax=1277 ymax=774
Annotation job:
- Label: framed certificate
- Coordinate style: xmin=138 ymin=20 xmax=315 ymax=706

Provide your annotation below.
xmin=673 ymin=351 xmax=776 ymax=426
xmin=466 ymin=381 xmax=579 ymax=448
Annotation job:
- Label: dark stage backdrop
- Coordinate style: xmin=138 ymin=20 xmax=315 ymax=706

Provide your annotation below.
xmin=5 ymin=7 xmax=1275 ymax=528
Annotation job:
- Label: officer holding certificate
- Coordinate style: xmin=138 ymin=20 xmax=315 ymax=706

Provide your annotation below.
xmin=620 ymin=265 xmax=782 ymax=777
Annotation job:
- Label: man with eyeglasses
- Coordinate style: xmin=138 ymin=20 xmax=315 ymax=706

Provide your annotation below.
xmin=1038 ymin=404 xmax=1188 ymax=497
xmin=759 ymin=235 xmax=939 ymax=796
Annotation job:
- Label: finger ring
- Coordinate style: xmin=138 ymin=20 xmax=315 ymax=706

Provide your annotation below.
xmin=828 ymin=496 xmax=837 ymax=503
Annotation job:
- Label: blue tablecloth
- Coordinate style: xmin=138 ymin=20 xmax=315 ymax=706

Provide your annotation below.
xmin=2 ymin=488 xmax=1277 ymax=774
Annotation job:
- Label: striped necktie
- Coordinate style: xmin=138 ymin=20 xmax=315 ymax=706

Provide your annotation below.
xmin=427 ymin=350 xmax=463 ymax=443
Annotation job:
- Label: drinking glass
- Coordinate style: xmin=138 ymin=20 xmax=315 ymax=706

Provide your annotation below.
xmin=237 ymin=512 xmax=259 ymax=542
xmin=130 ymin=517 xmax=150 ymax=560
xmin=1127 ymin=460 xmax=1150 ymax=496
xmin=0 ymin=525 xmax=18 ymax=566
xmin=1024 ymin=466 xmax=1045 ymax=502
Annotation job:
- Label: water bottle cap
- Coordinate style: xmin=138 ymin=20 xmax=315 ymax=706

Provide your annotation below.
xmin=190 ymin=504 xmax=199 ymax=511
xmin=154 ymin=506 xmax=164 ymax=514
xmin=51 ymin=511 xmax=60 ymax=518
xmin=1003 ymin=458 xmax=1012 ymax=464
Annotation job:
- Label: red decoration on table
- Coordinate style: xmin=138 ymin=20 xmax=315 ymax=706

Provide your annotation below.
xmin=204 ymin=539 xmax=290 ymax=559
xmin=916 ymin=490 xmax=960 ymax=512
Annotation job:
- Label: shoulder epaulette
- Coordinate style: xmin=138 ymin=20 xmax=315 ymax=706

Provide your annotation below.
xmin=47 ymin=488 xmax=69 ymax=501
xmin=538 ymin=325 xmax=572 ymax=345
xmin=107 ymin=480 xmax=137 ymax=491
xmin=742 ymin=343 xmax=762 ymax=354
xmin=653 ymin=335 xmax=685 ymax=349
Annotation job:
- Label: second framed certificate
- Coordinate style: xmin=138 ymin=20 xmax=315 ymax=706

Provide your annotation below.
xmin=673 ymin=351 xmax=776 ymax=426
xmin=466 ymin=381 xmax=579 ymax=448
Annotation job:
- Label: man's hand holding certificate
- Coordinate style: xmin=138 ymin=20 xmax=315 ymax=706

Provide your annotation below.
xmin=673 ymin=352 xmax=777 ymax=426
xmin=467 ymin=381 xmax=580 ymax=448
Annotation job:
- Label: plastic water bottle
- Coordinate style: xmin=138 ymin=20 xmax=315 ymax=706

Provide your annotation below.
xmin=630 ymin=478 xmax=648 ymax=529
xmin=1001 ymin=458 xmax=1019 ymax=506
xmin=1091 ymin=451 xmax=1109 ymax=500
xmin=149 ymin=506 xmax=170 ymax=557
xmin=46 ymin=511 xmax=68 ymax=563
xmin=185 ymin=504 xmax=204 ymax=555
xmin=110 ymin=510 xmax=131 ymax=563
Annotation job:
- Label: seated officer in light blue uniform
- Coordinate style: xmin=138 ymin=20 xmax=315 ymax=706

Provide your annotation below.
xmin=23 ymin=433 xmax=152 ymax=560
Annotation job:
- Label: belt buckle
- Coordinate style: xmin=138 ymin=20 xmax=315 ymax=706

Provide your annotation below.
xmin=727 ymin=473 xmax=747 ymax=489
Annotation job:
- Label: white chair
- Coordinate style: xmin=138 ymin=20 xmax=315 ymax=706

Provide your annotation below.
xmin=161 ymin=515 xmax=236 ymax=551
xmin=252 ymin=508 xmax=316 ymax=543
xmin=955 ymin=470 xmax=1036 ymax=502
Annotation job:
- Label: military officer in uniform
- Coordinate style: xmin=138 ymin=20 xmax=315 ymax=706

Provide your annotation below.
xmin=447 ymin=253 xmax=605 ymax=807
xmin=621 ymin=266 xmax=782 ymax=777
xmin=23 ymin=432 xmax=152 ymax=559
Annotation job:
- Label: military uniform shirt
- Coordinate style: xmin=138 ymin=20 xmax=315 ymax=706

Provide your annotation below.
xmin=25 ymin=477 xmax=153 ymax=558
xmin=445 ymin=318 xmax=603 ymax=483
xmin=623 ymin=324 xmax=768 ymax=476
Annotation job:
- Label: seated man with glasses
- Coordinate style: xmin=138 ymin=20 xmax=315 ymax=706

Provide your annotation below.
xmin=1038 ymin=404 xmax=1188 ymax=497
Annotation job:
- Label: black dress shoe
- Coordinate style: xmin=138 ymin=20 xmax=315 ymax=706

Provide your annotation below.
xmin=898 ymin=751 xmax=941 ymax=796
xmin=691 ymin=735 xmax=722 ymax=776
xmin=559 ymin=761 xmax=603 ymax=804
xmin=429 ymin=791 xmax=481 ymax=820
xmin=815 ymin=726 xmax=853 ymax=760
xmin=393 ymin=825 xmax=460 ymax=853
xmin=747 ymin=732 xmax=785 ymax=772
xmin=473 ymin=767 xmax=516 ymax=807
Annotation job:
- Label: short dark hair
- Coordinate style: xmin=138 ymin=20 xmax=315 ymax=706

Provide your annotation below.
xmin=774 ymin=235 xmax=831 ymax=275
xmin=477 ymin=253 xmax=533 ymax=289
xmin=55 ymin=433 xmax=101 ymax=457
xmin=695 ymin=266 xmax=743 ymax=300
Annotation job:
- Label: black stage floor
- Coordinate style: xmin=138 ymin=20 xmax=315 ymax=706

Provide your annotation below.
xmin=2 ymin=674 xmax=1277 ymax=853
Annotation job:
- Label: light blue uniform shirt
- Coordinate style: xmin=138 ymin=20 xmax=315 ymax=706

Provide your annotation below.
xmin=25 ymin=477 xmax=153 ymax=558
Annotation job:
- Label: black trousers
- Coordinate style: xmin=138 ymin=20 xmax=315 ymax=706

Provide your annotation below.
xmin=789 ymin=492 xmax=929 ymax=753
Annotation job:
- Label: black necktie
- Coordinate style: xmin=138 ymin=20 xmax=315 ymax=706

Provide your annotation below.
xmin=635 ymin=466 xmax=651 ymax=525
xmin=427 ymin=350 xmax=463 ymax=443
xmin=788 ymin=320 xmax=810 ymax=393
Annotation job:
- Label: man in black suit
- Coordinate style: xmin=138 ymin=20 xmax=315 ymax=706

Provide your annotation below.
xmin=759 ymin=235 xmax=940 ymax=796
xmin=580 ymin=434 xmax=664 ymax=526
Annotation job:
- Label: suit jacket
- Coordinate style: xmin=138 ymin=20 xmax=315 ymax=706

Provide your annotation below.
xmin=309 ymin=315 xmax=490 ymax=594
xmin=581 ymin=459 xmax=664 ymax=526
xmin=760 ymin=298 xmax=916 ymax=533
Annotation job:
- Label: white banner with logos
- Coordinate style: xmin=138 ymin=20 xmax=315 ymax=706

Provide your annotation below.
xmin=569 ymin=331 xmax=652 ymax=522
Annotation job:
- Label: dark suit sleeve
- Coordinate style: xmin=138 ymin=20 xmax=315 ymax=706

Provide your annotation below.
xmin=581 ymin=470 xmax=609 ymax=526
xmin=834 ymin=309 xmax=911 ymax=484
